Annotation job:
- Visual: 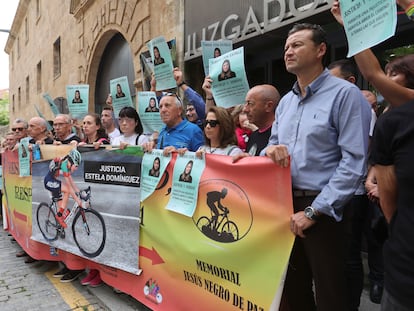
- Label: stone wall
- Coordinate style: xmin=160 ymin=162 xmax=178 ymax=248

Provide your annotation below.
xmin=6 ymin=0 xmax=182 ymax=122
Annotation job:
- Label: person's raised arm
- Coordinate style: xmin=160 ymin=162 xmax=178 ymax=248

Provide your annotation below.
xmin=174 ymin=67 xmax=206 ymax=119
xmin=150 ymin=73 xmax=163 ymax=98
xmin=202 ymin=75 xmax=216 ymax=112
xmin=331 ymin=0 xmax=414 ymax=107
xmin=173 ymin=67 xmax=189 ymax=91
xmin=397 ymin=0 xmax=414 ymax=11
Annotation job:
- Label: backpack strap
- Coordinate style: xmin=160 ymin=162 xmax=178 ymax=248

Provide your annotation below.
xmin=226 ymin=145 xmax=237 ymax=155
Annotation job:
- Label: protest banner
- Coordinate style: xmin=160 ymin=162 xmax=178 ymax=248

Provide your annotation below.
xmin=4 ymin=146 xmax=294 ymax=310
xmin=110 ymin=76 xmax=134 ymax=117
xmin=66 ymin=84 xmax=89 ymax=119
xmin=201 ymin=40 xmax=233 ymax=75
xmin=42 ymin=93 xmax=60 ymax=116
xmin=341 ymin=0 xmax=397 ymax=56
xmin=140 ymin=39 xmax=177 ymax=92
xmin=209 ymin=47 xmax=250 ymax=108
xmin=137 ymin=91 xmax=164 ymax=134
xmin=147 ymin=36 xmax=176 ymax=91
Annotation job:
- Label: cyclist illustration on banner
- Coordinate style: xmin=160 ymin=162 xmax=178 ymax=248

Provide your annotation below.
xmin=39 ymin=148 xmax=106 ymax=257
xmin=197 ymin=187 xmax=239 ymax=243
xmin=144 ymin=278 xmax=163 ymax=304
xmin=43 ymin=148 xmax=85 ymax=227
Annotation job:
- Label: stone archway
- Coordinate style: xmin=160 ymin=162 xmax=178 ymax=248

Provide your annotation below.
xmin=88 ymin=31 xmax=135 ymax=113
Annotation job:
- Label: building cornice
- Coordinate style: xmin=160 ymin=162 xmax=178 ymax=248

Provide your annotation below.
xmin=5 ymin=0 xmax=30 ymax=54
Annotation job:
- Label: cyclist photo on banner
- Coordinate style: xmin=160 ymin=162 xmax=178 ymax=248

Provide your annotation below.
xmin=44 ymin=148 xmax=86 ymax=228
xmin=39 ymin=147 xmax=106 ymax=258
xmin=32 ymin=145 xmax=141 ymax=273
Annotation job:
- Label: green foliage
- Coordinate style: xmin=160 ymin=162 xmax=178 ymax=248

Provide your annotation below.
xmin=0 ymin=97 xmax=9 ymax=126
xmin=382 ymin=45 xmax=414 ymax=63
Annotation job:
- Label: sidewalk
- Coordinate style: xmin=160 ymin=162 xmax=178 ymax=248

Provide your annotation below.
xmin=1 ymin=216 xmax=379 ymax=311
xmin=88 ymin=285 xmax=151 ymax=311
xmin=0 ymin=220 xmax=150 ymax=311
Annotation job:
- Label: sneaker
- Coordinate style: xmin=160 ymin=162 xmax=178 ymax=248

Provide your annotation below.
xmin=89 ymin=273 xmax=103 ymax=287
xmin=80 ymin=269 xmax=99 ymax=285
xmin=53 ymin=267 xmax=69 ymax=278
xmin=60 ymin=270 xmax=83 ymax=283
xmin=56 ymin=215 xmax=67 ymax=228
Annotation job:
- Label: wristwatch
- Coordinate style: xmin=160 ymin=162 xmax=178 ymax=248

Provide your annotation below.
xmin=304 ymin=206 xmax=319 ymax=221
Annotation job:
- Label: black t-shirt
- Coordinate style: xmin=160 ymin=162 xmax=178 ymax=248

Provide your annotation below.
xmin=57 ymin=134 xmax=81 ymax=145
xmin=370 ymin=100 xmax=414 ymax=307
xmin=245 ymin=126 xmax=272 ymax=156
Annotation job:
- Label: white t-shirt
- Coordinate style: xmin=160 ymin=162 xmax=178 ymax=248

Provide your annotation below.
xmin=108 ymin=128 xmax=121 ymax=143
xmin=111 ymin=133 xmax=149 ymax=146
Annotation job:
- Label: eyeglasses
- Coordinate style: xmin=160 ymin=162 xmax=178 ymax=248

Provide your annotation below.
xmin=12 ymin=127 xmax=25 ymax=132
xmin=204 ymin=120 xmax=220 ymax=128
xmin=165 ymin=92 xmax=183 ymax=106
xmin=186 ymin=107 xmax=195 ymax=113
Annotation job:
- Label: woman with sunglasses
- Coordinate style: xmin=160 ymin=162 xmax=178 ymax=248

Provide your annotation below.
xmin=197 ymin=106 xmax=243 ymax=156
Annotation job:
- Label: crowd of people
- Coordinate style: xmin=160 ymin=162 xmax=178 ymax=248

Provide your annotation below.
xmin=2 ymin=0 xmax=414 ymax=309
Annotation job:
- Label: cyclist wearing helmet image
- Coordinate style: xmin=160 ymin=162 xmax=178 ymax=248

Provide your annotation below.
xmin=44 ymin=148 xmax=85 ymax=228
xmin=206 ymin=188 xmax=229 ymax=228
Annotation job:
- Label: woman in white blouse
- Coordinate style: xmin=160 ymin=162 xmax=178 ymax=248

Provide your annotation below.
xmin=112 ymin=106 xmax=148 ymax=149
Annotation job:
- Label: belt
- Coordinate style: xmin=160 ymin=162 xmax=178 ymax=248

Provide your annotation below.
xmin=292 ymin=189 xmax=320 ymax=198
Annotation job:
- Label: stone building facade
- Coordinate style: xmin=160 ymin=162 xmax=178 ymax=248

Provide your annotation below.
xmin=5 ymin=0 xmax=183 ymax=122
xmin=6 ymin=0 xmax=414 ymax=125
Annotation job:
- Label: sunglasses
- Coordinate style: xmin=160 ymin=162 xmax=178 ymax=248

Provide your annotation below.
xmin=12 ymin=127 xmax=25 ymax=132
xmin=165 ymin=92 xmax=183 ymax=106
xmin=204 ymin=120 xmax=220 ymax=128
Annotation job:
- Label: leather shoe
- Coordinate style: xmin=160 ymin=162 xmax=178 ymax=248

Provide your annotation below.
xmin=370 ymin=283 xmax=383 ymax=304
xmin=16 ymin=251 xmax=28 ymax=257
xmin=24 ymin=256 xmax=37 ymax=264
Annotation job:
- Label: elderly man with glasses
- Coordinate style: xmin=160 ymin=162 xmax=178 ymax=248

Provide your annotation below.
xmin=11 ymin=118 xmax=29 ymax=142
xmin=53 ymin=114 xmax=81 ymax=145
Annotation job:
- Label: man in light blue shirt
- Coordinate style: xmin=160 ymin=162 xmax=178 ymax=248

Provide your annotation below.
xmin=264 ymin=23 xmax=369 ymax=311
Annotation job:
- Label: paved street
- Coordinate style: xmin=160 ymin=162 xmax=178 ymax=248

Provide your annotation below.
xmin=1 ymin=217 xmax=380 ymax=311
xmin=0 ymin=221 xmax=150 ymax=311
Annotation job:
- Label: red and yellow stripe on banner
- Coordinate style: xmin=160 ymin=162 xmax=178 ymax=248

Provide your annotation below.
xmin=4 ymin=148 xmax=294 ymax=310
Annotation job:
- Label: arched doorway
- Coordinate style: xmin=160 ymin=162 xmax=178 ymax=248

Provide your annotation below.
xmin=94 ymin=33 xmax=135 ymax=113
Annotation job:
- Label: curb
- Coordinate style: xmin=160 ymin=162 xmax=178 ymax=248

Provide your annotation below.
xmin=87 ymin=284 xmax=152 ymax=311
